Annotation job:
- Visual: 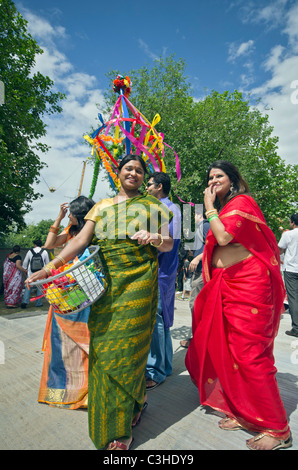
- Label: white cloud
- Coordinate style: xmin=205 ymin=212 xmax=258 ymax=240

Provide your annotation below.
xmin=284 ymin=3 xmax=298 ymax=52
xmin=17 ymin=7 xmax=111 ymax=224
xmin=253 ymin=0 xmax=288 ymax=27
xmin=138 ymin=39 xmax=159 ymax=61
xmin=228 ymin=39 xmax=255 ymax=62
xmin=249 ymin=3 xmax=298 ymax=166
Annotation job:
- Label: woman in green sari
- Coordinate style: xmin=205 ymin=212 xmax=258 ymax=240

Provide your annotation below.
xmin=27 ymin=155 xmax=173 ymax=450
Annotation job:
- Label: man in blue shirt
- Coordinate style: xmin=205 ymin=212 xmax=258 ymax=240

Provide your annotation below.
xmin=145 ymin=172 xmax=181 ymax=390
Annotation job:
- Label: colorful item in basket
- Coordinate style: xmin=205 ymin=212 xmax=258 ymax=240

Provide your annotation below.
xmin=72 ymin=248 xmax=106 ymax=302
xmin=43 ymin=247 xmax=106 ymax=313
xmin=45 ymin=285 xmax=71 ymax=312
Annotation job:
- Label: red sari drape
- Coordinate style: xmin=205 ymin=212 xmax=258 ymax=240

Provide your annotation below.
xmin=185 ymin=195 xmax=290 ymax=439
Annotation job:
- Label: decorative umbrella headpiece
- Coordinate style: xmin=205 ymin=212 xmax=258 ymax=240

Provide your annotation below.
xmin=84 ymin=74 xmax=181 ymax=196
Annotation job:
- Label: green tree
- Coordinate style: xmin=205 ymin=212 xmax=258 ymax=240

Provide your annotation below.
xmin=0 ymin=0 xmax=65 ymax=242
xmin=93 ymin=56 xmax=297 ymax=237
xmin=2 ymin=219 xmax=65 ymax=248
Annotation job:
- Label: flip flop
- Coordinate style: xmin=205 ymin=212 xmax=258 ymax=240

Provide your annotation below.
xmin=146 ymin=379 xmax=161 ymax=390
xmin=107 ymin=437 xmax=134 ymax=450
xmin=246 ymin=433 xmax=292 ymax=450
xmin=218 ymin=417 xmax=243 ymax=431
xmin=132 ymin=401 xmax=148 ymax=428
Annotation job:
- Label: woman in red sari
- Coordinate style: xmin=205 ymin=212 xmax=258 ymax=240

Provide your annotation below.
xmin=185 ymin=161 xmax=292 ymax=450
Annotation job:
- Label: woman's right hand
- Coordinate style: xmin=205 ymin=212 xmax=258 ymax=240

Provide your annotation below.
xmin=204 ymin=185 xmax=217 ymax=209
xmin=26 ymin=269 xmax=48 ymax=289
xmin=58 ymin=202 xmax=68 ymax=221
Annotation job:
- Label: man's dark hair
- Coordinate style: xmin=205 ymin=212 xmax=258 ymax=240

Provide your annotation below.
xmin=150 ymin=172 xmax=171 ymax=196
xmin=290 ymin=214 xmax=298 ymax=225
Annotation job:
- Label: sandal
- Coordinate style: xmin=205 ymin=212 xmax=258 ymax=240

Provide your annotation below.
xmin=132 ymin=401 xmax=148 ymax=428
xmin=246 ymin=433 xmax=292 ymax=450
xmin=106 ymin=438 xmax=134 ymax=450
xmin=218 ymin=417 xmax=243 ymax=431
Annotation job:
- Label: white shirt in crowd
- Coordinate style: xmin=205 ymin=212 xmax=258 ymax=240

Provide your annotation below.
xmin=22 ymin=247 xmax=50 ymax=277
xmin=278 ymin=228 xmax=298 ymax=273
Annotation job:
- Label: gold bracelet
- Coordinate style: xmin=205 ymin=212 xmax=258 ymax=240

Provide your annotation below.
xmin=150 ymin=233 xmax=164 ymax=248
xmin=205 ymin=209 xmax=218 ymax=217
xmin=56 ymin=255 xmax=66 ymax=266
xmin=43 ymin=261 xmax=56 ymax=273
xmin=49 ymin=225 xmax=59 ymax=234
xmin=42 ymin=265 xmax=51 ymax=277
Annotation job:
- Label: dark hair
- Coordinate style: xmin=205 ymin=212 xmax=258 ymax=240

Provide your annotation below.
xmin=290 ymin=214 xmax=298 ymax=225
xmin=69 ymin=195 xmax=95 ymax=236
xmin=150 ymin=171 xmax=171 ymax=196
xmin=12 ymin=245 xmax=20 ymax=253
xmin=33 ymin=239 xmax=42 ymax=247
xmin=207 ymin=160 xmax=249 ymax=207
xmin=118 ymin=154 xmax=147 ymax=174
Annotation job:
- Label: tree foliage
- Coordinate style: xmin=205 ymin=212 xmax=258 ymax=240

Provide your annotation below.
xmin=0 ymin=0 xmax=65 ymax=242
xmin=1 ymin=219 xmax=66 ymax=248
xmin=102 ymin=56 xmax=297 ymax=237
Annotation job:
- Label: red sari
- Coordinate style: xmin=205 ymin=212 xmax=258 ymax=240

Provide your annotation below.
xmin=185 ymin=195 xmax=290 ymax=439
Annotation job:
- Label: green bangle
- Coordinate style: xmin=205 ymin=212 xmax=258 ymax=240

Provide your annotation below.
xmin=208 ymin=214 xmax=219 ymax=222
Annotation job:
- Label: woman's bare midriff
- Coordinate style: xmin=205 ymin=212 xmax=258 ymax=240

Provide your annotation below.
xmin=212 ymin=243 xmax=252 ymax=268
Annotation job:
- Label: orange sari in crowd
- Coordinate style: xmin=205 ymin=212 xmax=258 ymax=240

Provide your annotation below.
xmin=185 ymin=195 xmax=290 ymax=439
xmin=38 ymin=226 xmax=90 ymax=409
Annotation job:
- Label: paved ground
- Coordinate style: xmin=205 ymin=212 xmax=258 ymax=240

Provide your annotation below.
xmin=0 ymin=296 xmax=297 ymax=451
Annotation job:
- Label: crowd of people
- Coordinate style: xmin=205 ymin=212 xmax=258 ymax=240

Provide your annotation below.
xmin=2 ymin=156 xmax=298 ymax=451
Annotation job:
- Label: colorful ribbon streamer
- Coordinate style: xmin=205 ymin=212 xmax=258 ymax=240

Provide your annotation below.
xmin=85 ymin=75 xmax=182 ymax=196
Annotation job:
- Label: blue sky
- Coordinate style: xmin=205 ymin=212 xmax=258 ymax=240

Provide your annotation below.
xmin=15 ymin=0 xmax=298 ymax=223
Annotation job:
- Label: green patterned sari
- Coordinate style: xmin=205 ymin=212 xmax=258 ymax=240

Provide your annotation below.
xmin=85 ymin=193 xmax=172 ymax=449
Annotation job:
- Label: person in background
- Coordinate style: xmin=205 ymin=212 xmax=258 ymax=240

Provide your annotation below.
xmin=21 ymin=239 xmax=49 ymax=308
xmin=3 ymin=245 xmax=27 ymax=308
xmin=186 ymin=160 xmax=291 ymax=451
xmin=278 ymin=214 xmax=298 ymax=337
xmin=181 ymin=253 xmax=192 ymax=300
xmin=180 ymin=208 xmax=210 ymax=348
xmin=38 ymin=196 xmax=95 ymax=410
xmin=26 ymin=155 xmax=174 ymax=451
xmin=145 ymin=172 xmax=181 ymax=391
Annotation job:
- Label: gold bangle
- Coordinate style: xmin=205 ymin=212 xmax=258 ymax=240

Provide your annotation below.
xmin=56 ymin=255 xmax=66 ymax=266
xmin=150 ymin=233 xmax=164 ymax=248
xmin=42 ymin=265 xmax=51 ymax=277
xmin=44 ymin=261 xmax=56 ymax=272
xmin=49 ymin=225 xmax=59 ymax=234
xmin=205 ymin=209 xmax=218 ymax=217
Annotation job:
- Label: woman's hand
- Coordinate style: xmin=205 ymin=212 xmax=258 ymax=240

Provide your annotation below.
xmin=131 ymin=229 xmax=173 ymax=252
xmin=131 ymin=230 xmax=157 ymax=245
xmin=204 ymin=185 xmax=217 ymax=210
xmin=58 ymin=202 xmax=68 ymax=221
xmin=25 ymin=269 xmax=48 ymax=289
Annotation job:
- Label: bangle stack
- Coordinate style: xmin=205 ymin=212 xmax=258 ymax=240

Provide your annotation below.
xmin=42 ymin=256 xmax=66 ymax=277
xmin=205 ymin=209 xmax=219 ymax=222
xmin=56 ymin=255 xmax=66 ymax=266
xmin=150 ymin=233 xmax=164 ymax=248
xmin=42 ymin=261 xmax=56 ymax=277
xmin=49 ymin=225 xmax=59 ymax=234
